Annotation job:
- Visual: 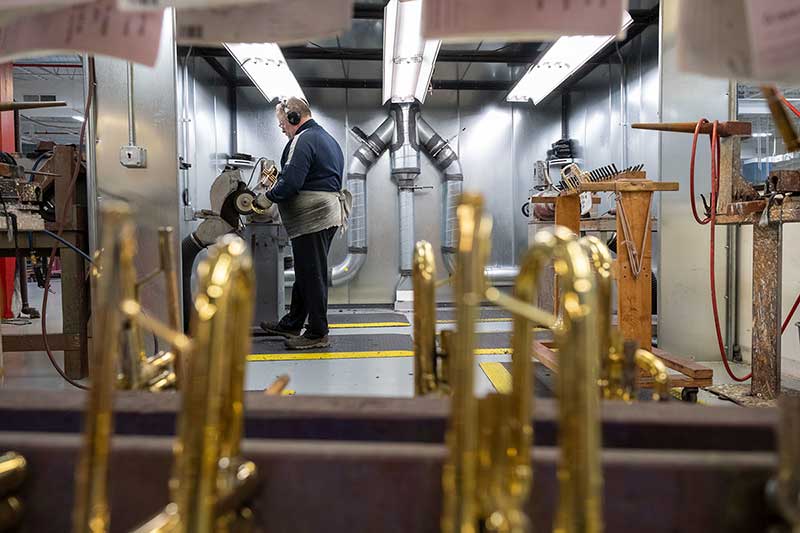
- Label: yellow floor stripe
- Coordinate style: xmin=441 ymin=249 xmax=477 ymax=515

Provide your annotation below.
xmin=329 ymin=321 xmax=409 ymax=328
xmin=480 ymin=362 xmax=513 ymax=393
xmin=248 ymin=347 xmax=511 ymax=362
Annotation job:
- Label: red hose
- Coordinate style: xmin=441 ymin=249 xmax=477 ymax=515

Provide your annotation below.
xmin=780 ymin=93 xmax=800 ymax=118
xmin=691 ymin=112 xmax=800 ymax=382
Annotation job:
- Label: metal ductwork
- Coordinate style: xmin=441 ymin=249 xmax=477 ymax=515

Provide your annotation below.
xmin=390 ymin=103 xmax=422 ymax=303
xmin=416 ymin=115 xmax=518 ymax=286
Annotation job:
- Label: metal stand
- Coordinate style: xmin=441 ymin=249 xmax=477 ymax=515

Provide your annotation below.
xmin=244 ymin=222 xmax=287 ymax=330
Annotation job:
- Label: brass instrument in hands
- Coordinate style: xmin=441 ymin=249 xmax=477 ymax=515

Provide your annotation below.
xmin=0 ymin=452 xmax=26 ymax=531
xmin=132 ymin=233 xmax=258 ymax=533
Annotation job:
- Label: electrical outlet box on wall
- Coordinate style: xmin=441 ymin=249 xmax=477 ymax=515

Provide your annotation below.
xmin=120 ymin=145 xmax=147 ymax=168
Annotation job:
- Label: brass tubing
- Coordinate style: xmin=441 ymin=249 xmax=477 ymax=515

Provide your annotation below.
xmin=0 ymin=453 xmax=26 ymax=496
xmin=120 ymin=300 xmax=192 ymax=354
xmin=158 ymin=227 xmax=183 ymax=368
xmin=72 ymin=202 xmax=130 ymax=533
xmin=441 ymin=193 xmax=484 ymax=533
xmin=264 ymin=375 xmax=290 ymax=396
xmin=546 ymin=231 xmax=603 ymax=533
xmin=413 ymin=241 xmax=438 ymax=395
xmin=634 ymin=350 xmax=670 ymax=402
xmin=0 ymin=496 xmax=23 ymax=531
xmin=485 ymin=287 xmax=558 ymax=330
xmin=119 ymin=219 xmax=148 ymax=389
xmin=135 ymin=235 xmax=257 ymax=533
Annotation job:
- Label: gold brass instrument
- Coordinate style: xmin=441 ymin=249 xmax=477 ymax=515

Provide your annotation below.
xmin=431 ymin=192 xmax=608 ymax=532
xmin=73 ymin=202 xmax=194 ymax=533
xmin=116 ymin=211 xmax=182 ymax=391
xmin=413 ymin=240 xmax=444 ymax=395
xmin=581 ymin=236 xmax=669 ymax=403
xmin=131 ymin=233 xmax=258 ymax=533
xmin=0 ymin=452 xmax=26 ymax=531
xmin=74 ymin=203 xmax=257 ymax=532
xmin=440 ymin=192 xmax=532 ymax=533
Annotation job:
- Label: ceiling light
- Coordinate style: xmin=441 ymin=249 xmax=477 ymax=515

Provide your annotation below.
xmin=507 ymin=11 xmax=633 ymax=105
xmin=225 ymin=42 xmax=305 ymax=103
xmin=72 ymin=115 xmax=85 ymax=122
xmin=383 ymin=0 xmax=441 ymax=104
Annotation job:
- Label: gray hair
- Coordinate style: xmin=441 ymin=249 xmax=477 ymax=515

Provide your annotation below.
xmin=275 ymin=96 xmax=311 ymax=119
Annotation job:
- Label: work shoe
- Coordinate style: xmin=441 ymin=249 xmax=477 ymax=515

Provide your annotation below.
xmin=285 ymin=332 xmax=330 ymax=350
xmin=260 ymin=321 xmax=301 ymax=339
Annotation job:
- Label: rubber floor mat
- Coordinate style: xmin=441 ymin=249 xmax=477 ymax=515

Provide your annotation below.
xmin=248 ymin=330 xmax=537 ymax=362
xmin=326 ymin=312 xmax=409 ymax=327
xmin=249 ymin=333 xmax=414 ymax=361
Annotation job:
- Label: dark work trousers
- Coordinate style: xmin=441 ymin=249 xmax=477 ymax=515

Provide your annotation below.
xmin=278 ymin=226 xmax=338 ymax=337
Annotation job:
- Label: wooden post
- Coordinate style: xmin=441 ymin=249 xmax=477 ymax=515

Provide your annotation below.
xmin=616 ymin=188 xmax=654 ymax=352
xmin=554 ymin=194 xmax=581 ymax=312
xmin=751 ymin=222 xmax=782 ymax=400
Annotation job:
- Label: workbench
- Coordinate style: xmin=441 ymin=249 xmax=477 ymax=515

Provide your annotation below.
xmin=0 ymin=146 xmax=89 ymax=379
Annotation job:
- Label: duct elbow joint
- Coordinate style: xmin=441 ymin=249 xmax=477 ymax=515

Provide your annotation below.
xmin=330 ymin=250 xmax=367 ymax=287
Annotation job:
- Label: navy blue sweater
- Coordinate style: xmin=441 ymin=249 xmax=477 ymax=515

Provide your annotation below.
xmin=266 ymin=119 xmax=345 ymax=203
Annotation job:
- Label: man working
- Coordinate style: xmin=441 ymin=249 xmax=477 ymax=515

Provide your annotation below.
xmin=258 ymin=97 xmax=348 ymax=350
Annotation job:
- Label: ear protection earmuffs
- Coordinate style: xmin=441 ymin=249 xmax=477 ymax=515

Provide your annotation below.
xmin=281 ymin=98 xmax=301 ymax=126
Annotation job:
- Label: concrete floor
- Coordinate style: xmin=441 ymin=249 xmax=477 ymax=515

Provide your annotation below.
xmin=2 ymin=281 xmax=799 ymax=406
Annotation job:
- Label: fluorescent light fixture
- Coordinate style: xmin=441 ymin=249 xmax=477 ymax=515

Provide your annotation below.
xmin=225 ymin=42 xmax=306 ymax=103
xmin=751 ymin=132 xmax=773 ymax=138
xmin=383 ymin=0 xmax=441 ymax=104
xmin=72 ymin=115 xmax=85 ymax=122
xmin=507 ymin=11 xmax=633 ymax=105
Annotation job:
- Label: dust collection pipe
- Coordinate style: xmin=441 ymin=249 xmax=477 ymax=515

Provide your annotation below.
xmin=285 ymin=103 xmax=519 ymax=291
xmin=417 ymin=114 xmax=519 ymax=285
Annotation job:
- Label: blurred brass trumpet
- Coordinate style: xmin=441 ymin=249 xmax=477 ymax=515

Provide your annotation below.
xmin=424 ymin=192 xmax=609 ymax=532
xmin=439 ymin=192 xmax=532 ymax=533
xmin=0 ymin=452 xmax=26 ymax=531
xmin=73 ymin=202 xmax=256 ymax=533
xmin=91 ymin=203 xmax=182 ymax=392
xmin=132 ymin=234 xmax=258 ymax=533
xmin=581 ymin=236 xmax=669 ymax=403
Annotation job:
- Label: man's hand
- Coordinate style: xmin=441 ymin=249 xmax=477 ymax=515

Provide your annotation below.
xmin=253 ymin=193 xmax=273 ymax=214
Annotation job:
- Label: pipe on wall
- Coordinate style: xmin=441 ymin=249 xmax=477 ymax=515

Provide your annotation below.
xmin=416 ymin=114 xmax=518 ymax=286
xmin=391 ymin=103 xmax=421 ymax=279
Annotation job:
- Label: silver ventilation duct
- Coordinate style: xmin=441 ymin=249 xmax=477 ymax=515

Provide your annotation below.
xmin=286 ymin=103 xmax=518 ymax=296
xmin=417 ymin=115 xmax=518 ymax=286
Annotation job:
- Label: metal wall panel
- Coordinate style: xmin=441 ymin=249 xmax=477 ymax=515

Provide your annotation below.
xmin=658 ymin=0 xmax=730 ymax=361
xmin=234 ymin=85 xmax=526 ymax=304
xmin=180 ymin=57 xmax=232 ymax=235
xmin=94 ymin=10 xmax=180 ymax=327
xmin=511 ymin=99 xmax=562 ymax=262
xmin=457 ymin=91 xmax=516 ymax=267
